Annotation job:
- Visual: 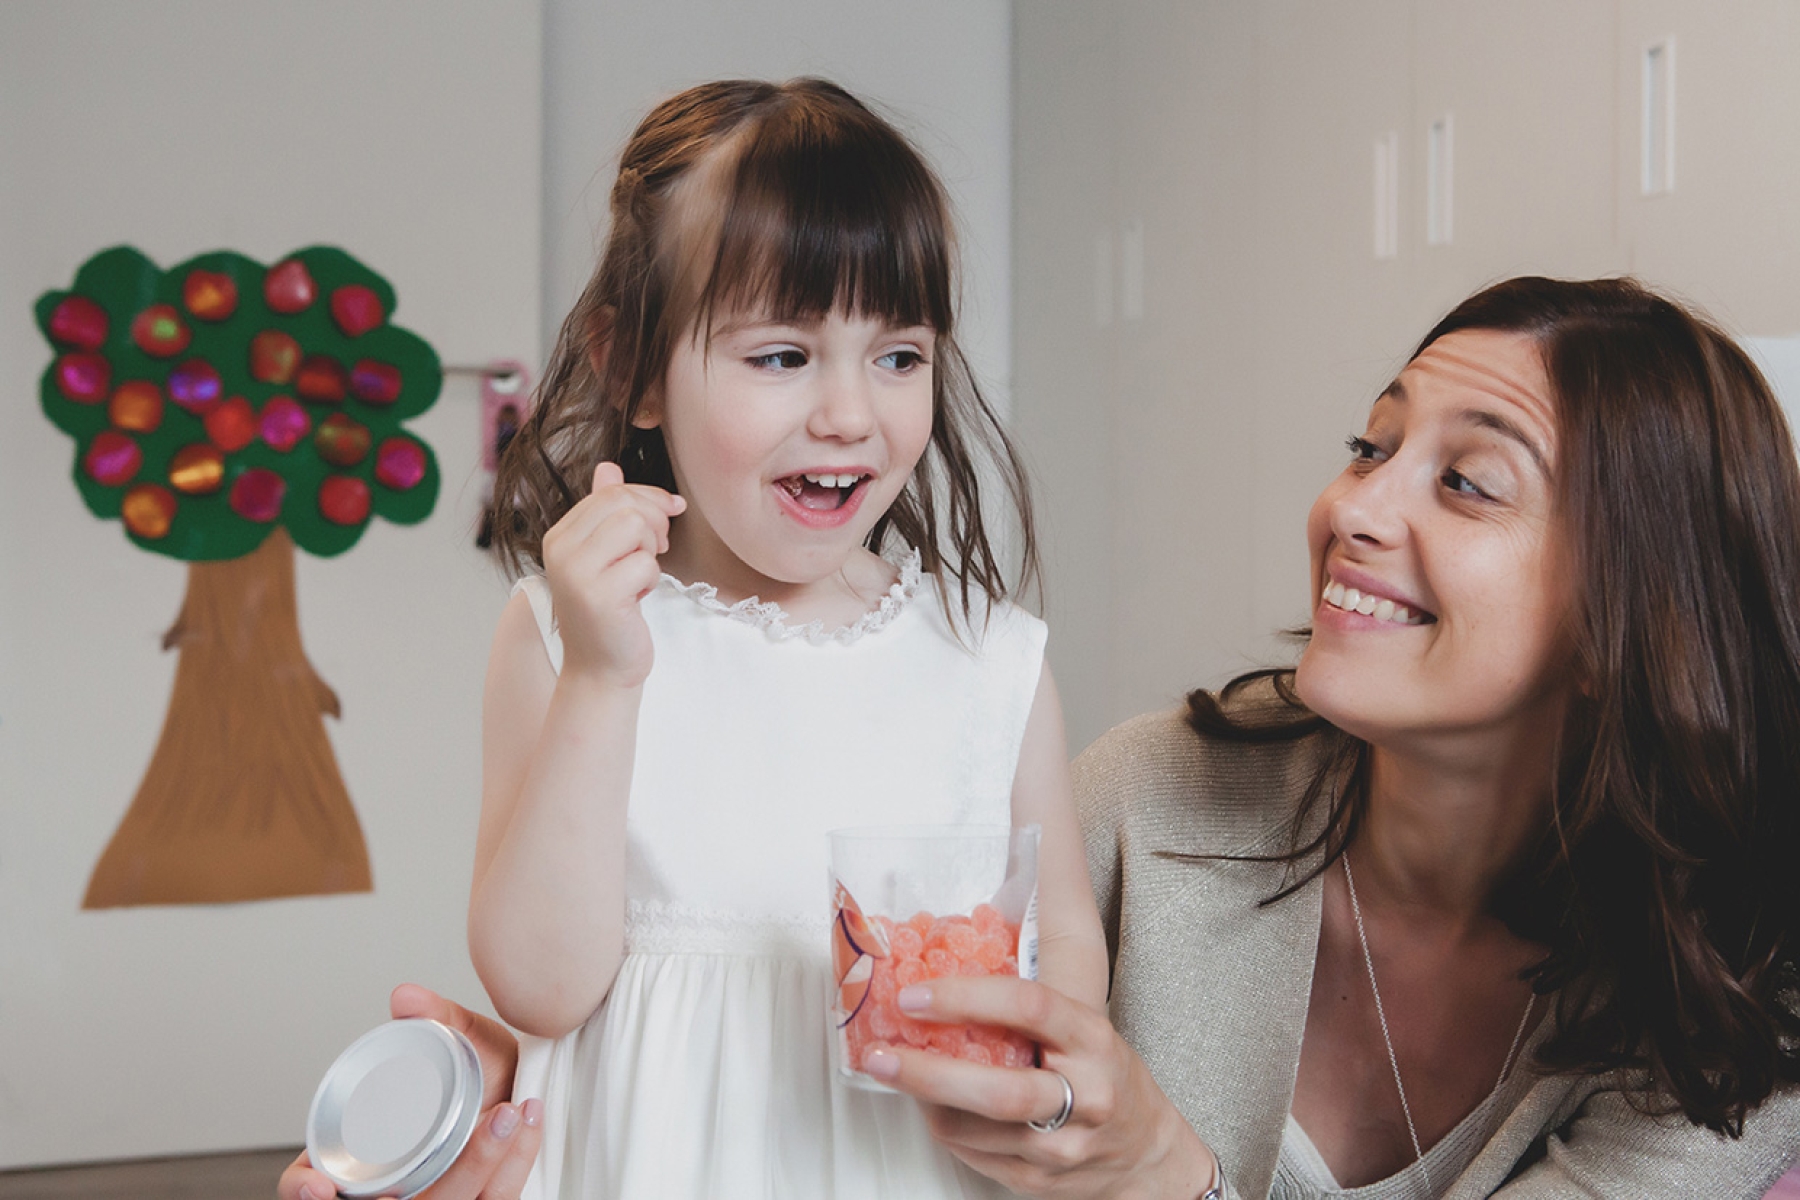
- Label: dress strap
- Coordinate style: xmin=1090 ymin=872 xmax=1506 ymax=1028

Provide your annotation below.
xmin=511 ymin=575 xmax=564 ymax=674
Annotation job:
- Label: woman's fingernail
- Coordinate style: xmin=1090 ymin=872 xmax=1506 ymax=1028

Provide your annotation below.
xmin=522 ymin=1097 xmax=544 ymax=1127
xmin=864 ymin=1048 xmax=900 ymax=1081
xmin=490 ymin=1103 xmax=520 ymax=1138
xmin=299 ymin=1186 xmax=327 ymax=1200
xmin=897 ymin=985 xmax=931 ymax=1013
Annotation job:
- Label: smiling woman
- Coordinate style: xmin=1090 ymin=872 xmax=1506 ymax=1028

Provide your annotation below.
xmin=861 ymin=276 xmax=1800 ymax=1200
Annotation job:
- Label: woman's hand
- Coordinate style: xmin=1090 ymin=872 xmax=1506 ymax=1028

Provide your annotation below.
xmin=277 ymin=985 xmax=537 ymax=1200
xmin=542 ymin=461 xmax=685 ymax=688
xmin=863 ymin=976 xmax=1221 ymax=1200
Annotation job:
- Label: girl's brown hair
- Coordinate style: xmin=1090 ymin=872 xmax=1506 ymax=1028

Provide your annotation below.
xmin=1189 ymin=277 xmax=1800 ymax=1133
xmin=490 ymin=78 xmax=1036 ymax=618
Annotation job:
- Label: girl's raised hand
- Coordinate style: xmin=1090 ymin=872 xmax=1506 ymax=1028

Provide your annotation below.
xmin=541 ymin=461 xmax=685 ymax=687
xmin=861 ymin=975 xmax=1222 ymax=1200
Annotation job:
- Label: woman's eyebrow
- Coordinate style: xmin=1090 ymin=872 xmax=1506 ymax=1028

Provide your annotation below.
xmin=1461 ymin=409 xmax=1550 ymax=479
xmin=1379 ymin=377 xmax=1550 ymax=477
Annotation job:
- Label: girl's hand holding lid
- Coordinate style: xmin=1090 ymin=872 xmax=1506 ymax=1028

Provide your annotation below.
xmin=278 ymin=985 xmax=538 ymax=1200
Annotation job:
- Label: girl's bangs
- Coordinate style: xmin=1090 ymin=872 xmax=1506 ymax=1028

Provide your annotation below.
xmin=693 ymin=118 xmax=954 ymax=334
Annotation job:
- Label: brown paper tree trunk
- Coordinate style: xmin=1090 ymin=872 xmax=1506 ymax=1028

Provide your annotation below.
xmin=83 ymin=527 xmax=372 ymax=907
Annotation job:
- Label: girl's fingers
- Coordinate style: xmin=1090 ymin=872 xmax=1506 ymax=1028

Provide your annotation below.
xmin=546 ymin=505 xmax=670 ymax=593
xmin=548 ymin=487 xmax=667 ymax=552
xmin=387 ymin=985 xmax=519 ymax=1111
xmin=591 ymin=460 xmax=623 ymax=492
xmin=549 ymin=486 xmax=678 ymax=567
xmin=479 ymin=1098 xmax=544 ymax=1199
xmin=570 ymin=509 xmax=663 ymax=576
xmin=276 ymin=1155 xmax=337 ymax=1200
xmin=413 ymin=1101 xmax=539 ymax=1200
xmin=590 ymin=459 xmax=684 ymax=515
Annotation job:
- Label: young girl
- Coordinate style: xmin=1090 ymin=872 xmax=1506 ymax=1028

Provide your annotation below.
xmin=469 ymin=78 xmax=1109 ymax=1198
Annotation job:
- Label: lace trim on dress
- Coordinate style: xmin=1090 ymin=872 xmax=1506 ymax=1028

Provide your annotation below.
xmin=657 ymin=547 xmax=924 ymax=646
xmin=624 ymin=898 xmax=829 ymax=957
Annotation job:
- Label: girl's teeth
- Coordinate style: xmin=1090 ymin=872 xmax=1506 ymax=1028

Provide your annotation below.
xmin=803 ymin=472 xmax=858 ymax=489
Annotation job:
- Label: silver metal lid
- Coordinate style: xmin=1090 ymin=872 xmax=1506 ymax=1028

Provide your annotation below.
xmin=305 ymin=1019 xmax=484 ymax=1199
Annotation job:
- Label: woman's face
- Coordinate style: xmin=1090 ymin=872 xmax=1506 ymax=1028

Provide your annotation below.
xmin=1295 ymin=328 xmax=1577 ymax=757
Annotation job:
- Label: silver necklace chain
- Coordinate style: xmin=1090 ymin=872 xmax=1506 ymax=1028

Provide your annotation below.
xmin=1340 ymin=851 xmax=1536 ymax=1200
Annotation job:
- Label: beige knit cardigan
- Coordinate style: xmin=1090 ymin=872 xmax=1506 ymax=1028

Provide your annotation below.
xmin=1075 ymin=708 xmax=1800 ymax=1200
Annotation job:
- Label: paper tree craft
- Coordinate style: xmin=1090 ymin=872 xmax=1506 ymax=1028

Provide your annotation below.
xmin=36 ymin=246 xmax=440 ymax=908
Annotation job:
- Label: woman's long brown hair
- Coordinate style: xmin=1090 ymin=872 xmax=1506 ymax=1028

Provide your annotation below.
xmin=1189 ymin=277 xmax=1800 ymax=1134
xmin=488 ymin=78 xmax=1037 ymax=620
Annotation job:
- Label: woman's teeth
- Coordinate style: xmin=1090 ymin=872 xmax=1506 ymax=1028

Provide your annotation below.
xmin=1322 ymin=579 xmax=1427 ymax=625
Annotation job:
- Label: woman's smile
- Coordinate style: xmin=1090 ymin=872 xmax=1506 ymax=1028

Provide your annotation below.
xmin=1317 ymin=567 xmax=1434 ymax=627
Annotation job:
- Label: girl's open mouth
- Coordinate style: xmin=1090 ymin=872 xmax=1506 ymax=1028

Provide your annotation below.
xmin=778 ymin=472 xmax=869 ymax=512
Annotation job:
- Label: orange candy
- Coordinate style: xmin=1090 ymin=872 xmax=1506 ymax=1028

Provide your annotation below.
xmin=838 ymin=901 xmax=1036 ymax=1074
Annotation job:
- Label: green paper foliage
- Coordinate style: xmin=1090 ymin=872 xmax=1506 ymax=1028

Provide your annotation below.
xmin=35 ymin=245 xmax=441 ymax=561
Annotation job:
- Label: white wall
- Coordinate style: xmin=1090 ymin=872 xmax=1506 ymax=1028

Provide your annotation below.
xmin=1015 ymin=1 xmax=1800 ymax=750
xmin=0 ymin=0 xmax=542 ymax=1167
xmin=543 ymin=0 xmax=1014 ymax=414
xmin=0 ymin=0 xmax=1015 ymax=1170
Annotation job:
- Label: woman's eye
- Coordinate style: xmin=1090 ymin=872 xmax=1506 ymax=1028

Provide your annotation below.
xmin=877 ymin=348 xmax=926 ymax=372
xmin=1442 ymin=468 xmax=1490 ymax=500
xmin=748 ymin=349 xmax=807 ymax=370
xmin=1346 ymin=435 xmax=1384 ymax=463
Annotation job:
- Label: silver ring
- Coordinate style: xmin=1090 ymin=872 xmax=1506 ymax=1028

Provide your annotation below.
xmin=1025 ymin=1069 xmax=1074 ymax=1133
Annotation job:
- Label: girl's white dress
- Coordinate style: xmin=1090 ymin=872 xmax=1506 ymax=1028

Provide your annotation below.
xmin=511 ymin=551 xmax=1044 ymax=1199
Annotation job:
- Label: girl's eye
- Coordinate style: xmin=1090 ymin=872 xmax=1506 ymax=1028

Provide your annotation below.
xmin=1346 ymin=434 xmax=1385 ymax=463
xmin=877 ymin=348 xmax=927 ymax=372
xmin=747 ymin=349 xmax=807 ymax=371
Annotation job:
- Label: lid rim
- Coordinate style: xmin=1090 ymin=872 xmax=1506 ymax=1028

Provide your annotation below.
xmin=305 ymin=1019 xmax=484 ymax=1198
